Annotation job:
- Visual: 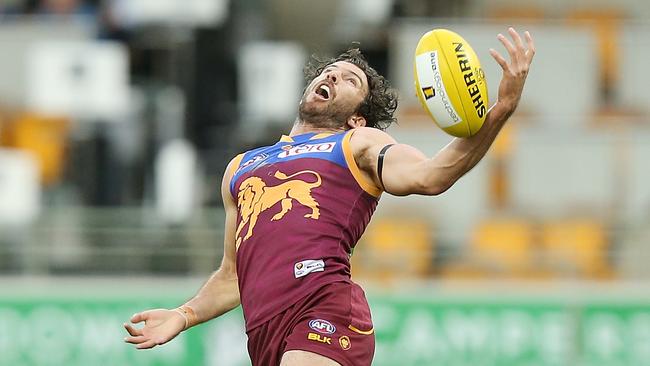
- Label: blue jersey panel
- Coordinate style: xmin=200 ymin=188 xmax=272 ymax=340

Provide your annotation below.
xmin=230 ymin=132 xmax=349 ymax=193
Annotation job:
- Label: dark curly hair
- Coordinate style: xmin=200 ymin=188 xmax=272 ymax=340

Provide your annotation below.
xmin=303 ymin=48 xmax=398 ymax=130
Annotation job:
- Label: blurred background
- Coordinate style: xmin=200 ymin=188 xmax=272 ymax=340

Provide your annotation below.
xmin=1 ymin=0 xmax=650 ymax=365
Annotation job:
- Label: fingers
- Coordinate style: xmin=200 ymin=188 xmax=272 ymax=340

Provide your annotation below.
xmin=130 ymin=312 xmax=146 ymax=323
xmin=124 ymin=335 xmax=166 ymax=347
xmin=124 ymin=335 xmax=147 ymax=344
xmin=123 ymin=325 xmax=165 ymax=349
xmin=508 ymin=27 xmax=525 ymax=53
xmin=123 ymin=330 xmax=167 ymax=349
xmin=497 ymin=33 xmax=517 ymax=62
xmin=524 ymin=30 xmax=536 ymax=61
xmin=124 ymin=310 xmax=178 ymax=350
xmin=124 ymin=322 xmax=152 ymax=347
xmin=124 ymin=323 xmax=143 ymax=337
xmin=495 ymin=28 xmax=535 ymax=71
xmin=131 ymin=335 xmax=170 ymax=349
xmin=489 ymin=48 xmax=509 ymax=71
xmin=136 ymin=340 xmax=159 ymax=350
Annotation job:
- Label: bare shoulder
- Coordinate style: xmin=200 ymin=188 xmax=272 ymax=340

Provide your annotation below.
xmin=226 ymin=153 xmax=244 ymax=173
xmin=221 ymin=153 xmax=244 ymax=203
xmin=222 ymin=154 xmax=242 ymax=183
xmin=348 ymin=127 xmax=397 ymax=153
xmin=347 ymin=127 xmax=399 ymax=181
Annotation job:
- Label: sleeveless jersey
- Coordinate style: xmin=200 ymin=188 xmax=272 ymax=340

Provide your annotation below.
xmin=228 ymin=130 xmax=380 ymax=331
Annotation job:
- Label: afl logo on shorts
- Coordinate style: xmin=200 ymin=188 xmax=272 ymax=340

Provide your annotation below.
xmin=309 ymin=319 xmax=336 ymax=334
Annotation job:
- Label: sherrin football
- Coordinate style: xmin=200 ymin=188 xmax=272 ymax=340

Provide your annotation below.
xmin=414 ymin=29 xmax=488 ymax=137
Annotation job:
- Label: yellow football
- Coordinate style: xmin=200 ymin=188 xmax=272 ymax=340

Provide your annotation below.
xmin=414 ymin=29 xmax=488 ymax=137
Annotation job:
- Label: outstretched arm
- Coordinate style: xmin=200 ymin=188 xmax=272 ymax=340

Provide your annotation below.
xmin=352 ymin=28 xmax=535 ymax=196
xmin=124 ymin=157 xmax=241 ymax=349
xmin=176 ymin=161 xmax=241 ymax=323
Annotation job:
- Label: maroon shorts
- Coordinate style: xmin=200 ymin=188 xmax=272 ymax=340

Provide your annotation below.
xmin=246 ymin=281 xmax=375 ymax=366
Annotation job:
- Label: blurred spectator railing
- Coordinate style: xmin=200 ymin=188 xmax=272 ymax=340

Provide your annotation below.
xmin=2 ymin=206 xmax=649 ymax=283
xmin=0 ymin=207 xmax=225 ymax=276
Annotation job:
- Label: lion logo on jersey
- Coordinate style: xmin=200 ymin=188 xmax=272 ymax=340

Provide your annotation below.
xmin=235 ymin=170 xmax=321 ymax=249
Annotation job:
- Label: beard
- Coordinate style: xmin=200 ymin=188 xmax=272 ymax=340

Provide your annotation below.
xmin=298 ymin=93 xmax=359 ymax=129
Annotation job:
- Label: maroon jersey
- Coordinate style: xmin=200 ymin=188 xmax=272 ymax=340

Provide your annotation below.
xmin=228 ymin=130 xmax=380 ymax=331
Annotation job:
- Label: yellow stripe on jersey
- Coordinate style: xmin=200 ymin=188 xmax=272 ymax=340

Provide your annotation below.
xmin=348 ymin=325 xmax=375 ymax=335
xmin=310 ymin=132 xmax=334 ymax=140
xmin=342 ymin=130 xmax=381 ymax=198
xmin=280 ymin=133 xmax=334 ymax=142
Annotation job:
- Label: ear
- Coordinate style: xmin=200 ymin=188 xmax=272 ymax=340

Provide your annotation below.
xmin=346 ymin=114 xmax=367 ymax=129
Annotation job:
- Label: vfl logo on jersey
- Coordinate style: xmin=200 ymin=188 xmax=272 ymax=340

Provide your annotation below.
xmin=309 ymin=319 xmax=336 ymax=334
xmin=235 ymin=170 xmax=321 ymax=249
xmin=235 ymin=153 xmax=269 ymax=175
xmin=277 ymin=142 xmax=336 ymax=158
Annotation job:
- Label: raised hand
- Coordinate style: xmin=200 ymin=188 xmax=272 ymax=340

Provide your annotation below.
xmin=489 ymin=27 xmax=536 ymax=113
xmin=124 ymin=308 xmax=186 ymax=349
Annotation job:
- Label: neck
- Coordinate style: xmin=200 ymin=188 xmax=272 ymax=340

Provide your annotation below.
xmin=289 ymin=118 xmax=348 ymax=137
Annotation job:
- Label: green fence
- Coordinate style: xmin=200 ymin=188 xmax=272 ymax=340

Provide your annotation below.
xmin=2 ymin=287 xmax=650 ymax=365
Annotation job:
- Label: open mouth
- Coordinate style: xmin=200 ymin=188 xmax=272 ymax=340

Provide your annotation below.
xmin=315 ymin=84 xmax=331 ymax=100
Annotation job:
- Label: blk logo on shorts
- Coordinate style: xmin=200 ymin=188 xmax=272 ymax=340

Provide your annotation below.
xmin=308 ymin=332 xmax=332 ymax=344
xmin=309 ymin=319 xmax=336 ymax=334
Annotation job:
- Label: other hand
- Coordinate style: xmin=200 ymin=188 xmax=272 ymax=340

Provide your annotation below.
xmin=489 ymin=27 xmax=536 ymax=113
xmin=124 ymin=308 xmax=186 ymax=349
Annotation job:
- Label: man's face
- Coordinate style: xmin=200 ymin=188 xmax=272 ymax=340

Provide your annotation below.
xmin=298 ymin=61 xmax=369 ymax=128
